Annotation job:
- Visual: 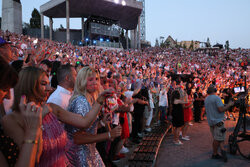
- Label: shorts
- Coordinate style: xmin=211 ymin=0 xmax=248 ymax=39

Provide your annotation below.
xmin=210 ymin=122 xmax=226 ymax=141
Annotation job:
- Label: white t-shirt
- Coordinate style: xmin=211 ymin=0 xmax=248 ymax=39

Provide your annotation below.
xmin=47 ymin=85 xmax=72 ymax=110
xmin=148 ymin=90 xmax=154 ymax=109
xmin=124 ymin=91 xmax=134 ymax=112
xmin=159 ymin=90 xmax=168 ymax=107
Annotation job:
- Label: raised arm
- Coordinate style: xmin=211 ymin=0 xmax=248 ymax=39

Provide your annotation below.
xmin=2 ymin=96 xmax=42 ymax=167
xmin=49 ymin=89 xmax=114 ymax=129
xmin=48 ymin=101 xmax=102 ymax=129
xmin=73 ymin=125 xmax=122 ymax=145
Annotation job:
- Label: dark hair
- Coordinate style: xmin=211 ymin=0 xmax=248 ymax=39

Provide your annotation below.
xmin=0 ymin=56 xmax=18 ymax=89
xmin=25 ymin=54 xmax=32 ymax=63
xmin=171 ymin=90 xmax=180 ymax=104
xmin=51 ymin=61 xmax=61 ymax=88
xmin=175 ymin=77 xmax=181 ymax=85
xmin=40 ymin=59 xmax=52 ymax=69
xmin=187 ymin=89 xmax=192 ymax=95
xmin=12 ymin=67 xmax=46 ymax=112
xmin=57 ymin=64 xmax=73 ymax=84
xmin=207 ymin=86 xmax=217 ymax=95
xmin=11 ymin=60 xmax=24 ymax=73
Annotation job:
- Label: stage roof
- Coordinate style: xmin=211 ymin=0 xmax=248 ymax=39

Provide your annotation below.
xmin=40 ymin=0 xmax=143 ymax=30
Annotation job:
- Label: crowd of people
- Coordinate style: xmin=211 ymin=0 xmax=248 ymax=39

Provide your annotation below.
xmin=0 ymin=30 xmax=249 ymax=166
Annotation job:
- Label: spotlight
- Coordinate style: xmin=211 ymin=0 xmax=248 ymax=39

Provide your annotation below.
xmin=106 ymin=39 xmax=110 ymax=42
xmin=114 ymin=0 xmax=119 ymax=4
xmin=100 ymin=38 xmax=104 ymax=42
xmin=122 ymin=0 xmax=126 ymax=6
xmin=93 ymin=40 xmax=97 ymax=44
xmin=86 ymin=38 xmax=89 ymax=41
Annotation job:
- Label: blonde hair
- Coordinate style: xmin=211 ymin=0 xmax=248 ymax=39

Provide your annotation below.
xmin=70 ymin=66 xmax=101 ymax=105
xmin=12 ymin=66 xmax=46 ymax=112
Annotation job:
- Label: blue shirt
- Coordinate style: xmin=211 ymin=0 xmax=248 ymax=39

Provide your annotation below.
xmin=204 ymin=95 xmax=224 ymax=126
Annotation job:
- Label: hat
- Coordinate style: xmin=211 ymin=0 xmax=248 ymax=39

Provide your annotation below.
xmin=0 ymin=37 xmax=11 ymax=46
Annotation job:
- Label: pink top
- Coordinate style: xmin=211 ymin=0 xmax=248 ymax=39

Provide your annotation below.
xmin=37 ymin=112 xmax=69 ymax=167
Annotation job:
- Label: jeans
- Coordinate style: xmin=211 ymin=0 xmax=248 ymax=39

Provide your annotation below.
xmin=159 ymin=106 xmax=167 ymax=122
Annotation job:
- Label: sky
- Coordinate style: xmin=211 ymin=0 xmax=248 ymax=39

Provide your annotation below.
xmin=0 ymin=0 xmax=250 ymax=48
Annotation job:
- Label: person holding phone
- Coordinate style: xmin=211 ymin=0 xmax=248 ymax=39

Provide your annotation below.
xmin=65 ymin=67 xmax=121 ymax=167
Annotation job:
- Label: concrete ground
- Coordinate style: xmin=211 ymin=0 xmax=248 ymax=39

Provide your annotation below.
xmin=155 ymin=118 xmax=250 ymax=167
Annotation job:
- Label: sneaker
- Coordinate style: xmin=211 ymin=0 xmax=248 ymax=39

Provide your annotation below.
xmin=188 ymin=122 xmax=193 ymax=126
xmin=181 ymin=136 xmax=190 ymax=141
xmin=174 ymin=140 xmax=183 ymax=145
xmin=145 ymin=127 xmax=152 ymax=132
xmin=120 ymin=146 xmax=129 ymax=154
xmin=221 ymin=150 xmax=228 ymax=162
xmin=179 ymin=131 xmax=182 ymax=137
xmin=137 ymin=132 xmax=143 ymax=138
xmin=211 ymin=154 xmax=222 ymax=159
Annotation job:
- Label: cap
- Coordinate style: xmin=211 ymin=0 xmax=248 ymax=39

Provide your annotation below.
xmin=0 ymin=37 xmax=11 ymax=46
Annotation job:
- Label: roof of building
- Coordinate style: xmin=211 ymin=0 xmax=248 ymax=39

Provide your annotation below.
xmin=166 ymin=35 xmax=175 ymax=42
xmin=40 ymin=0 xmax=142 ymax=30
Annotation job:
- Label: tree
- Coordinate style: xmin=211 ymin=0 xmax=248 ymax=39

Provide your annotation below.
xmin=206 ymin=37 xmax=211 ymax=47
xmin=120 ymin=29 xmax=125 ymax=38
xmin=189 ymin=40 xmax=194 ymax=50
xmin=225 ymin=40 xmax=230 ymax=50
xmin=60 ymin=24 xmax=64 ymax=29
xmin=30 ymin=8 xmax=41 ymax=28
xmin=183 ymin=43 xmax=187 ymax=49
xmin=23 ymin=22 xmax=30 ymax=29
xmin=155 ymin=38 xmax=159 ymax=47
xmin=175 ymin=39 xmax=179 ymax=48
xmin=164 ymin=40 xmax=170 ymax=48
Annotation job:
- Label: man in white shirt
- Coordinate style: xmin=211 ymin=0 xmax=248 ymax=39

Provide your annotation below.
xmin=47 ymin=64 xmax=77 ymax=110
xmin=159 ymin=84 xmax=169 ymax=123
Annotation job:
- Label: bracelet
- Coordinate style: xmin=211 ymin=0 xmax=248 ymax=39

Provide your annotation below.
xmin=108 ymin=132 xmax=111 ymax=139
xmin=23 ymin=140 xmax=38 ymax=144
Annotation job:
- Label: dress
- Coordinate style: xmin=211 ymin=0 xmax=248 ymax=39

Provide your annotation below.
xmin=183 ymin=96 xmax=193 ymax=122
xmin=172 ymin=103 xmax=184 ymax=127
xmin=38 ymin=112 xmax=69 ymax=167
xmin=65 ymin=95 xmax=105 ymax=167
xmin=0 ymin=124 xmax=19 ymax=167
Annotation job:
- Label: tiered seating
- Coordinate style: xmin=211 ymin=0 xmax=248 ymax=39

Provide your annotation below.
xmin=128 ymin=123 xmax=171 ymax=167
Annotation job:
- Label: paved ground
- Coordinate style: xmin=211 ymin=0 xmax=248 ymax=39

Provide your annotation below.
xmin=155 ymin=118 xmax=250 ymax=167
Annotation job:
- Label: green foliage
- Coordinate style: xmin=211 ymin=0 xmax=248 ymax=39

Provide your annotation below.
xmin=206 ymin=37 xmax=211 ymax=47
xmin=183 ymin=43 xmax=187 ymax=49
xmin=225 ymin=40 xmax=230 ymax=50
xmin=155 ymin=38 xmax=159 ymax=47
xmin=120 ymin=29 xmax=125 ymax=38
xmin=160 ymin=42 xmax=165 ymax=48
xmin=189 ymin=40 xmax=194 ymax=50
xmin=60 ymin=24 xmax=64 ymax=29
xmin=22 ymin=22 xmax=30 ymax=29
xmin=30 ymin=8 xmax=41 ymax=28
xmin=164 ymin=40 xmax=170 ymax=48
